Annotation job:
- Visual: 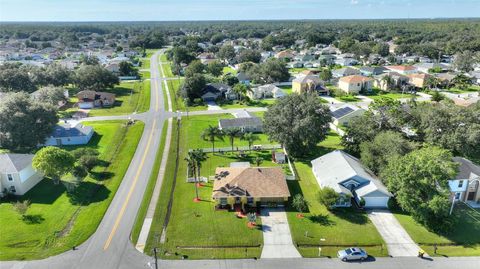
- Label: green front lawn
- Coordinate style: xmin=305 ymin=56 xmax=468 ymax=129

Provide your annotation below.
xmin=0 ymin=120 xmax=144 ymax=260
xmin=368 ymin=91 xmax=416 ymax=101
xmin=335 ymin=95 xmax=361 ymax=103
xmin=64 ymin=80 xmax=150 ymax=117
xmin=393 ymin=203 xmax=480 ymax=256
xmin=286 ymin=133 xmax=388 ymax=257
xmin=222 ymin=66 xmax=237 ymax=75
xmin=445 ymin=85 xmax=480 ymax=94
xmin=144 ymin=116 xmax=265 ymax=259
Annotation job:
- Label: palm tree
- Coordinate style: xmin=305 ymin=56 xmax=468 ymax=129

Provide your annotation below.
xmin=241 ymin=132 xmax=259 ymax=152
xmin=185 ymin=151 xmax=199 ymax=201
xmin=224 ymin=128 xmax=243 ymax=151
xmin=192 ymin=149 xmax=208 ymax=185
xmin=201 ymin=125 xmax=224 ymax=153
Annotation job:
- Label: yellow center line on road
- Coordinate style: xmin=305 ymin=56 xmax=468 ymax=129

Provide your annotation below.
xmin=103 ymin=118 xmax=157 ymax=251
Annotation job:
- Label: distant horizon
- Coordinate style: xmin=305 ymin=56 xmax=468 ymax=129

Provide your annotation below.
xmin=1 ymin=0 xmax=479 ymax=22
xmin=1 ymin=17 xmax=480 ymax=24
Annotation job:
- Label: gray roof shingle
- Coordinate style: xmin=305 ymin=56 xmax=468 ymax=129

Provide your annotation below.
xmin=0 ymin=153 xmax=34 ymax=173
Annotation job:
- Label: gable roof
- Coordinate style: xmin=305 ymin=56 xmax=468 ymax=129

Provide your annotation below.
xmin=339 ymin=75 xmax=374 ymax=84
xmin=50 ymin=124 xmax=93 ymax=138
xmin=453 ymin=157 xmax=480 ymax=180
xmin=0 ymin=153 xmax=34 ymax=173
xmin=219 ymin=117 xmax=263 ymax=129
xmin=330 ymin=104 xmax=364 ymax=120
xmin=293 ymin=74 xmax=320 ymax=84
xmin=203 ymin=83 xmax=231 ymax=94
xmin=332 ymin=67 xmax=361 ymax=76
xmin=386 ymin=65 xmax=416 ymax=71
xmin=311 ymin=150 xmax=391 ymax=197
xmin=212 ymin=167 xmax=290 ymax=198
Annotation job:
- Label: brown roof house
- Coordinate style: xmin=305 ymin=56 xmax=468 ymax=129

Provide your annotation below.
xmin=77 ymin=90 xmax=116 ymax=109
xmin=212 ymin=166 xmax=290 ymax=210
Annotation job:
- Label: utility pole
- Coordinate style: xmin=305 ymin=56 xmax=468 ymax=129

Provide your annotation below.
xmin=449 ymin=194 xmax=456 ymax=215
xmin=153 ymin=247 xmax=158 ymax=269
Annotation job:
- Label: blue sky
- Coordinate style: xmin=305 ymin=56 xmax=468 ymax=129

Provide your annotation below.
xmin=0 ymin=0 xmax=479 ymax=21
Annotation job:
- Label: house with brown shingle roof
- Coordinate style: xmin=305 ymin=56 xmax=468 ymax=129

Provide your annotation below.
xmin=212 ymin=166 xmax=290 ymax=210
xmin=338 ymin=75 xmax=374 ymax=94
xmin=407 ymin=73 xmax=431 ymax=88
xmin=77 ymin=90 xmax=116 ymax=109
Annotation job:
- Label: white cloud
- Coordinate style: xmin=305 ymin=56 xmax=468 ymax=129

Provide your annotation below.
xmin=351 ymin=0 xmax=359 ymax=4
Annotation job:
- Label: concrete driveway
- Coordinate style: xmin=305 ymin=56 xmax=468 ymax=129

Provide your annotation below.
xmin=367 ymin=209 xmax=420 ymax=257
xmin=260 ymin=208 xmax=301 ymax=259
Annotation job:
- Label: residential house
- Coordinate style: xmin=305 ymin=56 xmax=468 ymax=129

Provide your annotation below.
xmin=332 ymin=67 xmax=361 ymax=78
xmin=435 ymin=73 xmax=457 ymax=87
xmin=218 ymin=111 xmax=263 ymax=133
xmin=330 ymin=104 xmax=365 ymax=127
xmin=212 ymin=166 xmax=290 ymax=210
xmin=287 ymin=61 xmax=304 ymax=68
xmin=292 ymin=74 xmax=321 ymax=93
xmin=374 ymin=72 xmax=409 ymax=91
xmin=198 ymin=52 xmax=217 ymax=64
xmin=335 ymin=57 xmax=358 ymax=66
xmin=407 ymin=73 xmax=431 ymax=88
xmin=0 ymin=153 xmax=44 ymax=196
xmin=236 ymin=72 xmax=251 ymax=85
xmin=385 ymin=65 xmax=417 ymax=75
xmin=274 ymin=50 xmax=294 ymax=61
xmin=338 ymin=75 xmax=374 ymax=94
xmin=318 ymin=54 xmax=336 ymax=66
xmin=414 ymin=63 xmax=450 ymax=74
xmin=359 ymin=66 xmax=387 ymax=77
xmin=201 ymin=83 xmax=235 ymax=102
xmin=448 ymin=157 xmax=480 ymax=206
xmin=248 ymin=84 xmax=285 ymax=100
xmin=77 ymin=90 xmax=116 ymax=109
xmin=468 ymin=71 xmax=480 ymax=85
xmin=43 ymin=124 xmax=94 ymax=146
xmin=311 ymin=150 xmax=392 ymax=208
xmin=294 ymin=54 xmax=315 ymax=62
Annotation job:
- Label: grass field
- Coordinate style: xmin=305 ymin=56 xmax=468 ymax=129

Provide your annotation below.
xmin=223 ymin=66 xmax=237 ymax=75
xmin=445 ymin=85 xmax=480 ymax=94
xmin=393 ymin=203 xmax=480 ymax=256
xmin=61 ymin=80 xmax=150 ymax=117
xmin=286 ymin=132 xmax=388 ymax=258
xmin=0 ymin=120 xmax=144 ymax=260
xmin=367 ymin=90 xmax=416 ymax=101
xmin=335 ymin=95 xmax=361 ymax=103
xmin=144 ymin=115 xmax=268 ymax=259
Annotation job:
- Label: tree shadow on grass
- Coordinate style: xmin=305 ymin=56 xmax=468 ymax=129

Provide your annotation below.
xmin=308 ymin=214 xmax=335 ymax=226
xmin=67 ymin=181 xmax=110 ymax=206
xmin=5 ymin=179 xmax=66 ymax=205
xmin=89 ymin=171 xmax=115 ymax=181
xmin=285 ymin=179 xmax=311 ymax=213
xmin=333 ymin=208 xmax=368 ymax=225
xmin=22 ymin=214 xmax=45 ymax=224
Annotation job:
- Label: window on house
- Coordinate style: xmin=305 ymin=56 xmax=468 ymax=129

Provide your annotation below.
xmin=220 ymin=198 xmax=227 ymax=205
xmin=7 ymin=174 xmax=13 ymax=181
xmin=458 ymin=180 xmax=464 ymax=188
xmin=455 ymin=192 xmax=461 ymax=200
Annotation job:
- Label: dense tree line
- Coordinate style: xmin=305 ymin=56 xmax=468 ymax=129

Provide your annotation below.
xmin=1 ymin=19 xmax=479 ymax=55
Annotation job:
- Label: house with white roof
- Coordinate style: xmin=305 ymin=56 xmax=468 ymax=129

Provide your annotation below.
xmin=0 ymin=154 xmax=44 ymax=196
xmin=311 ymin=150 xmax=392 ymax=208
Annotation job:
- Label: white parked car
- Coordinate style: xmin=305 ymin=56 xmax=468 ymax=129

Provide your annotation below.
xmin=337 ymin=247 xmax=368 ymax=261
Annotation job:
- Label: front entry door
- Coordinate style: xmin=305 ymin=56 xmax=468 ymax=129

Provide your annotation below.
xmin=467 ymin=192 xmax=475 ymax=201
xmin=235 ymin=197 xmax=241 ymax=204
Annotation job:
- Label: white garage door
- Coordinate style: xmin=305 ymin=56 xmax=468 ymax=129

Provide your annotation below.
xmin=363 ymin=197 xmax=389 ymax=208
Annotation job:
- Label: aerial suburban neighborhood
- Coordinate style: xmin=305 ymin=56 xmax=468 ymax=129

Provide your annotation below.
xmin=0 ymin=1 xmax=480 ymax=269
